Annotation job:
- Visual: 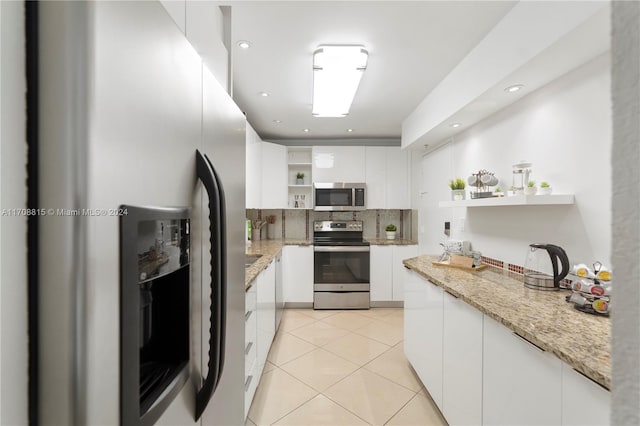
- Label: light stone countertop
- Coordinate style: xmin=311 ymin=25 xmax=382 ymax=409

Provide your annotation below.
xmin=366 ymin=238 xmax=417 ymax=245
xmin=245 ymin=240 xmax=312 ymax=290
xmin=403 ymin=254 xmax=611 ymax=390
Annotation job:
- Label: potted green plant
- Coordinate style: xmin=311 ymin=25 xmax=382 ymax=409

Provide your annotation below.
xmin=539 ymin=181 xmax=552 ymax=195
xmin=296 ymin=172 xmax=305 ymax=185
xmin=524 ymin=180 xmax=537 ymax=195
xmin=449 ymin=178 xmax=466 ymax=201
xmin=385 ymin=224 xmax=397 ymax=240
xmin=494 ymin=187 xmax=504 ymax=197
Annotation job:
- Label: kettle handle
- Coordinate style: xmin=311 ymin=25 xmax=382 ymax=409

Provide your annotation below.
xmin=547 ymin=244 xmax=570 ymax=284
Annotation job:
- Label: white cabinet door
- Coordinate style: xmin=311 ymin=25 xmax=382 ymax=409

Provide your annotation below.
xmin=365 ymin=147 xmax=410 ymax=209
xmin=404 ymin=272 xmax=443 ymax=409
xmin=404 ymin=270 xmax=427 ymax=377
xmin=282 ymin=245 xmax=314 ymax=303
xmin=365 ymin=147 xmax=386 ymax=209
xmin=561 ymin=363 xmax=610 ymax=426
xmin=261 ymin=142 xmax=288 ymax=209
xmin=312 ymin=146 xmax=366 ymax=182
xmin=483 ymin=315 xmax=562 ymax=426
xmin=244 ymin=285 xmax=257 ymax=420
xmin=442 ymin=292 xmax=483 ymax=426
xmin=385 ymin=148 xmax=410 ymax=209
xmin=370 ymin=245 xmax=393 ymax=301
xmin=392 ymin=245 xmax=418 ymax=301
xmin=245 ymin=124 xmax=262 ymax=208
xmin=256 ymin=260 xmax=276 ymax=378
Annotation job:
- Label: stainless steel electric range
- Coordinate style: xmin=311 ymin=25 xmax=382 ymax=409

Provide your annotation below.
xmin=313 ymin=221 xmax=370 ymax=309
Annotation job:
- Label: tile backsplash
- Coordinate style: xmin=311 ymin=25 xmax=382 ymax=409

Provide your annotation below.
xmin=246 ymin=209 xmax=416 ymax=241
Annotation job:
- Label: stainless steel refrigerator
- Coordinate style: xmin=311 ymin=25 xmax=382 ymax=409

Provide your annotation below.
xmin=30 ymin=2 xmax=246 ymax=424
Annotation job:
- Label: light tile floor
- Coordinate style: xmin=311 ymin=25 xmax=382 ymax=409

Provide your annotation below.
xmin=247 ymin=308 xmax=448 ymax=426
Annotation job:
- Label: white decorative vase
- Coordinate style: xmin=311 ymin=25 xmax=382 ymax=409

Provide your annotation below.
xmin=524 ymin=186 xmax=537 ymax=195
xmin=451 ymin=189 xmax=466 ymax=201
xmin=386 ymin=231 xmax=396 ymax=240
xmin=296 ymin=178 xmax=304 ymax=185
xmin=539 ymin=186 xmax=552 ymax=195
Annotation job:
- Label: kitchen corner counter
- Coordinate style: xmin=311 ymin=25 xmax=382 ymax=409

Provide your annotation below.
xmin=403 ymin=254 xmax=611 ymax=390
xmin=366 ymin=238 xmax=417 ymax=245
xmin=245 ymin=239 xmax=313 ymax=290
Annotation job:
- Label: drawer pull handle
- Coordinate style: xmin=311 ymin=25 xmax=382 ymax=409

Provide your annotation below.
xmin=245 ymin=310 xmax=252 ymax=321
xmin=513 ymin=332 xmax=545 ymax=352
xmin=445 ymin=290 xmax=459 ymax=299
xmin=245 ymin=375 xmax=253 ymax=391
xmin=572 ymin=368 xmax=609 ymax=391
xmin=245 ymin=342 xmax=253 ymax=355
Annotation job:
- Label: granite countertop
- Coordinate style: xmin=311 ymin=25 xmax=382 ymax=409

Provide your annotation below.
xmin=366 ymin=238 xmax=417 ymax=245
xmin=244 ymin=239 xmax=313 ymax=290
xmin=403 ymin=254 xmax=611 ymax=390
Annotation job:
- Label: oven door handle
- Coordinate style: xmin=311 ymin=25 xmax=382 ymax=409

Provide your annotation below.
xmin=314 ymin=246 xmax=370 ymax=253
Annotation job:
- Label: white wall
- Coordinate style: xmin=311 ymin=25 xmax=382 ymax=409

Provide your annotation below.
xmin=419 ymin=53 xmax=611 ymax=268
xmin=0 ymin=1 xmax=28 ymax=424
xmin=611 ymin=1 xmax=640 ymax=423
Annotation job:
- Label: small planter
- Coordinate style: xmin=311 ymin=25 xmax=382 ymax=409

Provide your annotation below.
xmin=524 ymin=186 xmax=537 ymax=195
xmin=296 ymin=178 xmax=304 ymax=185
xmin=451 ymin=189 xmax=466 ymax=201
xmin=539 ymin=186 xmax=552 ymax=195
xmin=386 ymin=231 xmax=396 ymax=240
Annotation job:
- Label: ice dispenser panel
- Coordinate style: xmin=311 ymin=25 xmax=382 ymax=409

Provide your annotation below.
xmin=120 ymin=206 xmax=190 ymax=426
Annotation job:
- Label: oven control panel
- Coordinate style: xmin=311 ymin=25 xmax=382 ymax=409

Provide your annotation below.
xmin=314 ymin=221 xmax=363 ymax=232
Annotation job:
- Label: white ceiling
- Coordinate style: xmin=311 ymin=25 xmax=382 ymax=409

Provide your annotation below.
xmin=229 ymin=1 xmax=516 ymax=143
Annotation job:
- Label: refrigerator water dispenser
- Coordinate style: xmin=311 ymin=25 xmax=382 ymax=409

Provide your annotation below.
xmin=120 ymin=206 xmax=190 ymax=426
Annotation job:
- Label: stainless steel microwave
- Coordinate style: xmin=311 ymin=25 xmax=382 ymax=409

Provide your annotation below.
xmin=314 ymin=183 xmax=366 ymax=211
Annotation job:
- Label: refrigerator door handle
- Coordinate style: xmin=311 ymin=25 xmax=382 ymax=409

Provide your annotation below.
xmin=195 ymin=150 xmax=227 ymax=420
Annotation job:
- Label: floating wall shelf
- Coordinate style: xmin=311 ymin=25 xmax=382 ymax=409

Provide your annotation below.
xmin=438 ymin=194 xmax=575 ymax=208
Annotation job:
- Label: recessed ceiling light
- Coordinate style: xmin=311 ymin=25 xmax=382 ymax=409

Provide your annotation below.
xmin=273 ymin=120 xmax=282 ymax=124
xmin=237 ymin=40 xmax=251 ymax=49
xmin=303 ymin=128 xmax=310 ymax=133
xmin=450 ymin=123 xmax=461 ymax=128
xmin=259 ymin=92 xmax=269 ymax=97
xmin=347 ymin=129 xmax=354 ymax=132
xmin=505 ymin=84 xmax=524 ymax=93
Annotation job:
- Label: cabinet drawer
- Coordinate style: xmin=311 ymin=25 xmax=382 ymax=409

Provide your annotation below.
xmin=246 ymin=284 xmax=257 ymax=313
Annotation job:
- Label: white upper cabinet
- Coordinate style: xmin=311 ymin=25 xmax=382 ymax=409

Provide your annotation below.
xmin=261 ymin=142 xmax=288 ymax=209
xmin=366 ymin=147 xmax=410 ymax=209
xmin=312 ymin=146 xmax=366 ymax=183
xmin=245 ymin=123 xmax=262 ymax=209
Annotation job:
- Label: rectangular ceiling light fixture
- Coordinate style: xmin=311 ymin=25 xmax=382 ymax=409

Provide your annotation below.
xmin=312 ymin=45 xmax=368 ymax=118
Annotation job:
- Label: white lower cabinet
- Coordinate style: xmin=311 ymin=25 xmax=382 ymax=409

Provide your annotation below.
xmin=370 ymin=246 xmax=393 ymax=301
xmin=403 ymin=271 xmax=443 ymax=408
xmin=442 ymin=291 xmax=483 ymax=426
xmin=244 ymin=283 xmax=257 ymax=419
xmin=282 ymin=245 xmax=313 ymax=303
xmin=392 ymin=245 xmax=417 ymax=301
xmin=405 ymin=272 xmax=609 ymax=425
xmin=561 ymin=363 xmax=610 ymax=425
xmin=256 ymin=259 xmax=276 ymax=384
xmin=482 ymin=315 xmax=562 ymax=426
xmin=371 ymin=245 xmax=417 ymax=302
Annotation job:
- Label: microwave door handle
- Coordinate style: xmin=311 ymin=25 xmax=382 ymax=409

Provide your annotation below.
xmin=195 ymin=150 xmax=224 ymax=420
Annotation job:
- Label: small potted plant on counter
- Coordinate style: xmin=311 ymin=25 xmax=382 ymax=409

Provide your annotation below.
xmin=449 ymin=178 xmax=466 ymax=201
xmin=494 ymin=187 xmax=504 ymax=197
xmin=296 ymin=172 xmax=305 ymax=185
xmin=385 ymin=224 xmax=397 ymax=240
xmin=524 ymin=180 xmax=537 ymax=195
xmin=539 ymin=181 xmax=552 ymax=195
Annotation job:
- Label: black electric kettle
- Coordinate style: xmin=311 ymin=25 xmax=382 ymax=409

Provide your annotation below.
xmin=523 ymin=243 xmax=570 ymax=290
